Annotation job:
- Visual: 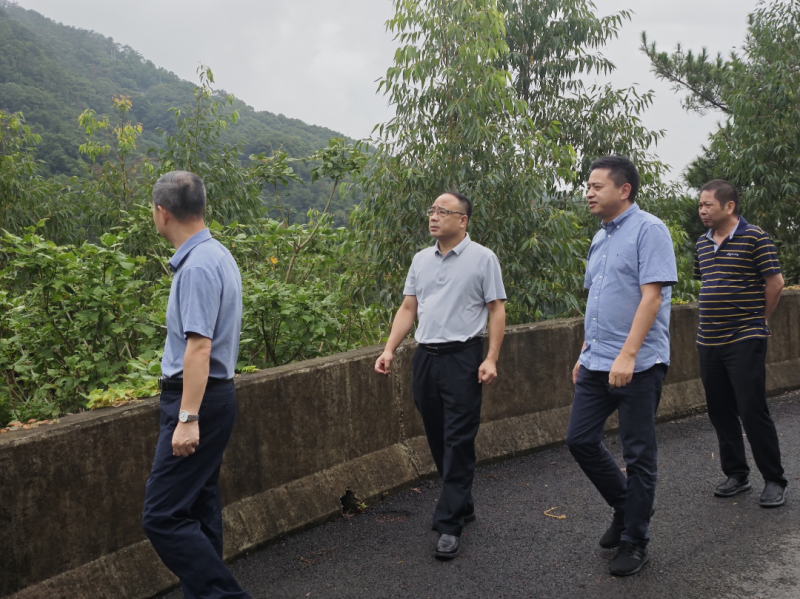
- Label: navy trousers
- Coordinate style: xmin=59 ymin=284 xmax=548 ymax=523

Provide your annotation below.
xmin=698 ymin=338 xmax=786 ymax=486
xmin=412 ymin=341 xmax=483 ymax=537
xmin=566 ymin=364 xmax=666 ymax=546
xmin=142 ymin=383 xmax=250 ymax=599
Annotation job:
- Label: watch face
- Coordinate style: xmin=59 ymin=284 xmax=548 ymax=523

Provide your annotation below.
xmin=179 ymin=410 xmax=188 ymax=423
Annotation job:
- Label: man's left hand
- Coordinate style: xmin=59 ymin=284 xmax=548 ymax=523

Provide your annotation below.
xmin=479 ymin=359 xmax=498 ymax=385
xmin=608 ymin=353 xmax=635 ymax=389
xmin=172 ymin=421 xmax=200 ymax=457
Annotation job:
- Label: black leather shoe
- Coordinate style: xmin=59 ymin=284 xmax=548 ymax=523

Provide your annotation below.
xmin=434 ymin=534 xmax=460 ymax=559
xmin=759 ymin=481 xmax=786 ymax=507
xmin=609 ymin=541 xmax=649 ymax=576
xmin=599 ymin=508 xmax=655 ymax=549
xmin=714 ymin=477 xmax=751 ymax=497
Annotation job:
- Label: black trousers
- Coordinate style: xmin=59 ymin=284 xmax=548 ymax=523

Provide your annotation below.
xmin=142 ymin=383 xmax=251 ymax=599
xmin=566 ymin=364 xmax=666 ymax=546
xmin=412 ymin=341 xmax=483 ymax=537
xmin=698 ymin=338 xmax=786 ymax=487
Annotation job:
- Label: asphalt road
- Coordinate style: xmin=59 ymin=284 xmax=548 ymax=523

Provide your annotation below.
xmin=163 ymin=391 xmax=800 ymax=599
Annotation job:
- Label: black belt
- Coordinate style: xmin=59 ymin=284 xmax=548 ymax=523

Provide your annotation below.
xmin=158 ymin=377 xmax=233 ymax=392
xmin=418 ymin=337 xmax=482 ymax=355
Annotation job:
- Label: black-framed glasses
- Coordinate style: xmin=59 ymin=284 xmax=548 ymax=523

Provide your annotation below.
xmin=426 ymin=207 xmax=465 ymax=217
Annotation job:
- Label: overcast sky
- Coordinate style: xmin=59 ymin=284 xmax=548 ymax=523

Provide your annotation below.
xmin=16 ymin=0 xmax=758 ymax=182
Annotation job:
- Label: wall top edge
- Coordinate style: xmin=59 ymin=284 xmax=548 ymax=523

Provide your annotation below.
xmin=3 ymin=294 xmax=797 ymax=447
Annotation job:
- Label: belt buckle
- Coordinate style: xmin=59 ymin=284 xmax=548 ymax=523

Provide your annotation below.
xmin=158 ymin=377 xmax=164 ymax=392
xmin=426 ymin=345 xmax=440 ymax=355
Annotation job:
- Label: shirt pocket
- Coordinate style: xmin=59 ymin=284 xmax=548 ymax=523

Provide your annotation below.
xmin=615 ymin=236 xmax=640 ymax=278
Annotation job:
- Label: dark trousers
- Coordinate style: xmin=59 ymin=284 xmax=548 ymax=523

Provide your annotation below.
xmin=412 ymin=341 xmax=483 ymax=537
xmin=698 ymin=338 xmax=786 ymax=486
xmin=566 ymin=364 xmax=667 ymax=546
xmin=142 ymin=383 xmax=250 ymax=599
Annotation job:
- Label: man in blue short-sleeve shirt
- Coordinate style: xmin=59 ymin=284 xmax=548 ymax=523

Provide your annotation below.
xmin=375 ymin=191 xmax=506 ymax=560
xmin=142 ymin=171 xmax=250 ymax=599
xmin=565 ymin=156 xmax=677 ymax=577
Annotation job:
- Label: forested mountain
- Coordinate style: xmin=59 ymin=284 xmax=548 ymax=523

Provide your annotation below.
xmin=0 ymin=0 xmax=353 ymax=219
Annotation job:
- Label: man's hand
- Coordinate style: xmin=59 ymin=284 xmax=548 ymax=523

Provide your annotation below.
xmin=609 ymin=352 xmax=635 ymax=389
xmin=572 ymin=360 xmax=581 ymax=385
xmin=375 ymin=351 xmax=395 ymax=377
xmin=478 ymin=358 xmax=498 ymax=384
xmin=172 ymin=421 xmax=200 ymax=457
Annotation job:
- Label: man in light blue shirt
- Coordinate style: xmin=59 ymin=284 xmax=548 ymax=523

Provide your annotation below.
xmin=565 ymin=156 xmax=677 ymax=577
xmin=142 ymin=171 xmax=250 ymax=598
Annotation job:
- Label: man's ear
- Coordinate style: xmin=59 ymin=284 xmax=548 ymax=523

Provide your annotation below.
xmin=620 ymin=182 xmax=632 ymax=202
xmin=155 ymin=204 xmax=170 ymax=223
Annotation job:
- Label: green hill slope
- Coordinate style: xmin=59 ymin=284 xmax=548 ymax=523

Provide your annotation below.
xmin=0 ymin=1 xmax=352 ymax=219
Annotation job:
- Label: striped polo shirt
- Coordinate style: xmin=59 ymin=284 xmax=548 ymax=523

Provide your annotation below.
xmin=693 ymin=216 xmax=781 ymax=346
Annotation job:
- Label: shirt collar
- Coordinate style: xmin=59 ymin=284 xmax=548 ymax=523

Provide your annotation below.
xmin=168 ymin=228 xmax=212 ymax=272
xmin=601 ymin=202 xmax=639 ymax=230
xmin=705 ymin=216 xmax=746 ymax=242
xmin=435 ymin=233 xmax=471 ymax=257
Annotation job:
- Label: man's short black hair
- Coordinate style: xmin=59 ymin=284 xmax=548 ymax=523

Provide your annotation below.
xmin=700 ymin=179 xmax=739 ymax=215
xmin=445 ymin=190 xmax=472 ymax=220
xmin=152 ymin=171 xmax=207 ymax=221
xmin=589 ymin=156 xmax=640 ymax=203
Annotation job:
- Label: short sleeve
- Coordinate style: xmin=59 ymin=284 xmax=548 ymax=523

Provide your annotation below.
xmin=402 ymin=257 xmax=417 ymax=296
xmin=482 ymin=253 xmax=506 ymax=303
xmin=178 ymin=266 xmax=221 ymax=339
xmin=753 ymin=233 xmax=782 ymax=277
xmin=638 ymin=223 xmax=678 ymax=287
xmin=693 ymin=244 xmax=701 ymax=281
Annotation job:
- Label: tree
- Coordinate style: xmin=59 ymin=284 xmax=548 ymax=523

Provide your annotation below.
xmin=499 ymin=0 xmax=669 ymax=189
xmin=358 ymin=0 xmax=680 ymax=322
xmin=0 ymin=111 xmax=71 ymax=238
xmin=641 ymin=0 xmax=800 ymax=281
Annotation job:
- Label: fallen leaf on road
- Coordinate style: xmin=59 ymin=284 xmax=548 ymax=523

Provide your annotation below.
xmin=411 ymin=487 xmax=421 ymax=493
xmin=544 ymin=507 xmax=566 ymax=520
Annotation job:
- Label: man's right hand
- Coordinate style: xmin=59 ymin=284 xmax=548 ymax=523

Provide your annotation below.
xmin=572 ymin=360 xmax=581 ymax=385
xmin=375 ymin=351 xmax=395 ymax=376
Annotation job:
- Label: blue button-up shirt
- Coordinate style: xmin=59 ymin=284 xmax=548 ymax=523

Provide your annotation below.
xmin=161 ymin=228 xmax=243 ymax=379
xmin=580 ymin=203 xmax=678 ymax=372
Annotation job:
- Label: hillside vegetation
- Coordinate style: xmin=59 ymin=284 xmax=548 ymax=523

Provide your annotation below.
xmin=0 ymin=0 xmax=351 ymax=220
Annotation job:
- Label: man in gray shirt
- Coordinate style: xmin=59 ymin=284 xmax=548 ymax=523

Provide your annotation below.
xmin=375 ymin=191 xmax=506 ymax=560
xmin=142 ymin=171 xmax=250 ymax=598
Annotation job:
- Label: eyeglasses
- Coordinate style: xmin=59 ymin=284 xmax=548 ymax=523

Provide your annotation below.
xmin=426 ymin=207 xmax=465 ymax=217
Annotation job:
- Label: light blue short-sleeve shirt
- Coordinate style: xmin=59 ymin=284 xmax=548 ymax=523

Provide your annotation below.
xmin=161 ymin=228 xmax=243 ymax=379
xmin=580 ymin=203 xmax=678 ymax=372
xmin=403 ymin=233 xmax=506 ymax=344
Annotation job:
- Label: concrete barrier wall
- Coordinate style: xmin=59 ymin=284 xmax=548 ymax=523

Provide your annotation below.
xmin=3 ymin=291 xmax=800 ymax=598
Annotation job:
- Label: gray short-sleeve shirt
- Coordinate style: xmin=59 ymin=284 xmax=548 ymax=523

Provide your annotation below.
xmin=161 ymin=228 xmax=243 ymax=379
xmin=403 ymin=233 xmax=506 ymax=344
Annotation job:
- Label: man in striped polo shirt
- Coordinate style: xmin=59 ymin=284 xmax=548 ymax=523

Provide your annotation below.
xmin=695 ymin=179 xmax=787 ymax=507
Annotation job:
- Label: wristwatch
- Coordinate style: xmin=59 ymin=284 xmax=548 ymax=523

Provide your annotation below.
xmin=178 ymin=410 xmax=199 ymax=423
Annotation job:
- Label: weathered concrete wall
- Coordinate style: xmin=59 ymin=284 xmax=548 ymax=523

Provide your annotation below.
xmin=3 ymin=291 xmax=800 ymax=598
